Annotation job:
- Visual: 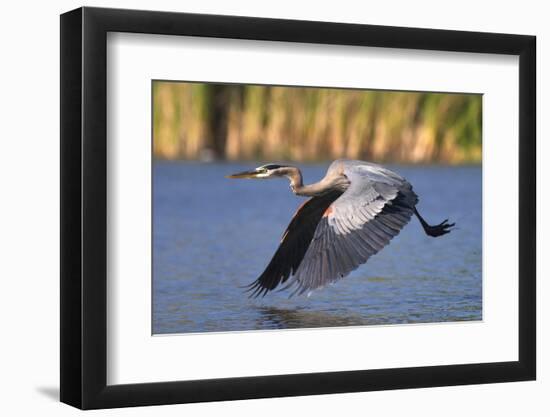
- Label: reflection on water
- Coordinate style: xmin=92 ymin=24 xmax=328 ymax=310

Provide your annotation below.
xmin=153 ymin=161 xmax=482 ymax=334
xmin=256 ymin=306 xmax=369 ymax=329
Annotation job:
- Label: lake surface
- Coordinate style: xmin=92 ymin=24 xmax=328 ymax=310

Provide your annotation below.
xmin=153 ymin=161 xmax=482 ymax=334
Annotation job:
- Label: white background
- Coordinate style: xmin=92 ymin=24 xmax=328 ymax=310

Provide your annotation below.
xmin=0 ymin=0 xmax=546 ymax=416
xmin=108 ymin=34 xmax=519 ymax=384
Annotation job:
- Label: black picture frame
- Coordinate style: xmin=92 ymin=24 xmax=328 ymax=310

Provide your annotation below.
xmin=60 ymin=6 xmax=536 ymax=410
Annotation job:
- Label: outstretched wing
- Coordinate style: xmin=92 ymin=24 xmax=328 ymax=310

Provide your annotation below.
xmin=283 ymin=163 xmax=419 ymax=296
xmin=246 ymin=190 xmax=343 ymax=297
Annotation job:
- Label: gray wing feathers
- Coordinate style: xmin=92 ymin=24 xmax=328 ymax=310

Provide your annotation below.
xmin=285 ymin=163 xmax=417 ymax=296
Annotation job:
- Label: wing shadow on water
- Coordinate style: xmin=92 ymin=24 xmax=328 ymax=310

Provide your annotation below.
xmin=255 ymin=306 xmax=372 ymax=330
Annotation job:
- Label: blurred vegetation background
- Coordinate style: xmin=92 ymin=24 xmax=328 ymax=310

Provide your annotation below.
xmin=153 ymin=81 xmax=482 ymax=164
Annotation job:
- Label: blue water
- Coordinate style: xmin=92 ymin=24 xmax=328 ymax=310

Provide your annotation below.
xmin=153 ymin=161 xmax=482 ymax=334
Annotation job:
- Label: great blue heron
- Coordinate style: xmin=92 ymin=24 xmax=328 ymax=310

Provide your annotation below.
xmin=227 ymin=159 xmax=454 ymax=297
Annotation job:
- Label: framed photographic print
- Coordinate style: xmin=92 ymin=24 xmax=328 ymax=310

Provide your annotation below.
xmin=60 ymin=6 xmax=536 ymax=409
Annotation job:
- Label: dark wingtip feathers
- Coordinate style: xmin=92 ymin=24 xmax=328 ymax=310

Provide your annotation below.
xmin=243 ymin=278 xmax=278 ymax=298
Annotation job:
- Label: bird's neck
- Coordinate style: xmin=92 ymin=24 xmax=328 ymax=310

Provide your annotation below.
xmin=283 ymin=167 xmax=347 ymax=197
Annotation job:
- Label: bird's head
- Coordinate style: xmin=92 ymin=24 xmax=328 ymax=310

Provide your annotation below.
xmin=226 ymin=164 xmax=291 ymax=180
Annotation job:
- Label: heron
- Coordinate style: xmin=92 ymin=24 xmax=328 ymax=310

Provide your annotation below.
xmin=227 ymin=159 xmax=454 ymax=297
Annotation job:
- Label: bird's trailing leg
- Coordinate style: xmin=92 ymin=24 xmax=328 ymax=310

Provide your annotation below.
xmin=414 ymin=207 xmax=455 ymax=237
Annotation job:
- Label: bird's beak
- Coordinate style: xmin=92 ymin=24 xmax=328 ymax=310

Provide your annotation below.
xmin=225 ymin=169 xmax=260 ymax=179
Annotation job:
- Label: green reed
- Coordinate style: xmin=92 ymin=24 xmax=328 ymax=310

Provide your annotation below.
xmin=153 ymin=81 xmax=482 ymax=164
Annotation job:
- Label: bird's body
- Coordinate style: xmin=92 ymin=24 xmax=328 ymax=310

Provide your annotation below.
xmin=227 ymin=159 xmax=453 ymax=297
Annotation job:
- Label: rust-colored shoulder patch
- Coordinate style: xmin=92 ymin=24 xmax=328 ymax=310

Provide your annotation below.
xmin=323 ymin=205 xmax=333 ymax=217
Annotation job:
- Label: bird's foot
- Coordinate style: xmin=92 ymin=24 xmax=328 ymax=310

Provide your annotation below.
xmin=425 ymin=219 xmax=455 ymax=237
